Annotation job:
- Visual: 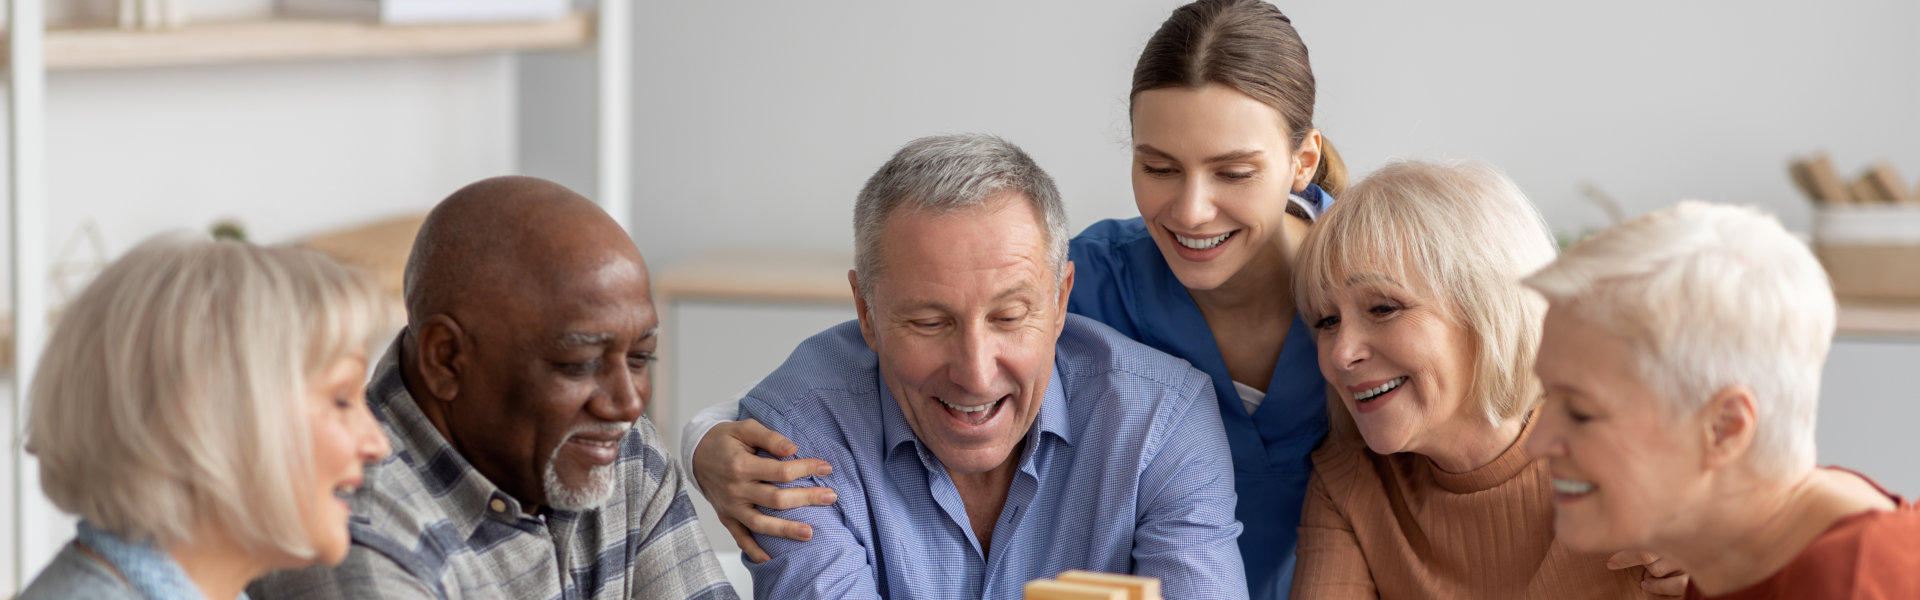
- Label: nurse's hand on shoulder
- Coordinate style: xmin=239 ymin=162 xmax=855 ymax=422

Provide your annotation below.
xmin=692 ymin=418 xmax=838 ymax=563
xmin=1608 ymin=549 xmax=1689 ymax=597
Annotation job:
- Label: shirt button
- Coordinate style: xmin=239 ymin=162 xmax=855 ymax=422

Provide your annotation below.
xmin=490 ymin=498 xmax=507 ymax=513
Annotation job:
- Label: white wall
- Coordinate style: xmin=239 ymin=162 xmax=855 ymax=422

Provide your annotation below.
xmin=518 ymin=0 xmax=1920 ymax=503
xmin=2 ymin=52 xmax=519 ymax=589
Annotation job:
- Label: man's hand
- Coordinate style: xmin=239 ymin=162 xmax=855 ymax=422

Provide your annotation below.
xmin=691 ymin=418 xmax=838 ymax=563
xmin=1608 ymin=549 xmax=1688 ymax=597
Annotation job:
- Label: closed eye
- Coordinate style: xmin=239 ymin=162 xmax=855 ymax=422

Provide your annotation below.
xmin=1368 ymin=304 xmax=1399 ymax=317
xmin=627 ymin=352 xmax=656 ymax=370
xmin=556 ymin=360 xmax=601 ymax=377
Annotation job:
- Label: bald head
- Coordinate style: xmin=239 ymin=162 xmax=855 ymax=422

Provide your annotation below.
xmin=398 ymin=176 xmax=659 ymax=512
xmin=403 ymin=176 xmax=643 ymax=331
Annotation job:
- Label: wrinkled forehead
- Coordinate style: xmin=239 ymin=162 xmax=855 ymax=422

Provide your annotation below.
xmin=476 ymin=250 xmax=654 ymax=339
xmin=876 ymin=201 xmax=1054 ymax=287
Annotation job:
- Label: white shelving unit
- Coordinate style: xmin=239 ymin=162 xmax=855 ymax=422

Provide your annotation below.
xmin=0 ymin=1 xmax=630 ymax=591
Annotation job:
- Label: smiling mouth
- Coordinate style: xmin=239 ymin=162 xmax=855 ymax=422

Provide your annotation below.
xmin=1354 ymin=377 xmax=1407 ymax=402
xmin=562 ymin=433 xmax=625 ymax=467
xmin=1551 ymin=478 xmax=1597 ymax=498
xmin=938 ymin=396 xmax=1006 ymax=426
xmin=1173 ymin=231 xmax=1232 ymax=250
xmin=332 ymin=479 xmax=362 ymax=503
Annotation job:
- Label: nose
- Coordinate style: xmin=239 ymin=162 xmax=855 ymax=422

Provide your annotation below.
xmin=949 ymin=322 xmax=998 ymax=398
xmin=1167 ymin=174 xmax=1216 ymax=230
xmin=1327 ymin=321 xmax=1370 ymax=371
xmin=594 ymin=361 xmax=648 ymax=424
xmin=352 ymin=403 xmax=391 ymax=462
xmin=1525 ymin=409 xmax=1562 ymax=458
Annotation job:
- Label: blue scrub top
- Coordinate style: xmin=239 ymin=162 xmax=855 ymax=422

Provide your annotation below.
xmin=1065 ymin=185 xmax=1333 ymax=600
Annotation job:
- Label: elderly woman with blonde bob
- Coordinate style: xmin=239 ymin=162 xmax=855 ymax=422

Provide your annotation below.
xmin=1524 ymin=201 xmax=1920 ymax=599
xmin=1289 ymin=160 xmax=1672 ymax=599
xmin=20 ymin=235 xmax=393 ymax=599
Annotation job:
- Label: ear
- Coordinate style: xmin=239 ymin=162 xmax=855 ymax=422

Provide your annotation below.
xmin=1053 ymin=261 xmax=1075 ymax=336
xmin=413 ymin=314 xmax=467 ymax=402
xmin=1292 ymin=128 xmax=1324 ymax=193
xmin=849 ymin=269 xmax=879 ymax=350
xmin=1699 ymin=385 xmax=1758 ymax=470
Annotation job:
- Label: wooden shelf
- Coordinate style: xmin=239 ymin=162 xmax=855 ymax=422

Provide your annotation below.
xmin=654 ymin=250 xmax=856 ymax=304
xmin=11 ymin=13 xmax=592 ymax=70
xmin=1837 ymin=300 xmax=1920 ymax=339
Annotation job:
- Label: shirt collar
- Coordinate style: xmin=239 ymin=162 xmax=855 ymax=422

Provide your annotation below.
xmin=878 ymin=362 xmax=1073 ymax=458
xmin=76 ymin=520 xmax=231 ymax=600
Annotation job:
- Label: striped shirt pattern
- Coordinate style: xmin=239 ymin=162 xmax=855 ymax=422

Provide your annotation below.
xmin=740 ymin=315 xmax=1248 ymax=599
xmin=250 ymin=336 xmax=737 ymax=600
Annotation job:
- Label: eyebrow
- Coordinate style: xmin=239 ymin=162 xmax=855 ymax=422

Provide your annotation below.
xmin=560 ymin=332 xmax=613 ymax=347
xmin=1133 ymin=144 xmax=1265 ymax=164
xmin=556 ymin=327 xmax=657 ymax=348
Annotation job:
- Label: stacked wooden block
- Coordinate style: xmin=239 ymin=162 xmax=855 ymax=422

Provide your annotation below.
xmin=1023 ymin=570 xmax=1162 ymax=600
xmin=1790 ymin=153 xmax=1919 ymax=205
xmin=1791 ymin=152 xmax=1920 ymax=303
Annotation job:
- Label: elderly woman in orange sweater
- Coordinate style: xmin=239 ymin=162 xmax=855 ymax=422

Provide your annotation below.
xmin=1523 ymin=201 xmax=1920 ymax=599
xmin=1288 ymin=160 xmax=1679 ymax=599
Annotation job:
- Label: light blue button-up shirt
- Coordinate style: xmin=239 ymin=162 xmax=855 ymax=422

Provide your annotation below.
xmin=740 ymin=315 xmax=1247 ymax=600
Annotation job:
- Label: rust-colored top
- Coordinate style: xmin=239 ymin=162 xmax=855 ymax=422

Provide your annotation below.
xmin=1293 ymin=414 xmax=1648 ymax=599
xmin=1685 ymin=471 xmax=1920 ymax=600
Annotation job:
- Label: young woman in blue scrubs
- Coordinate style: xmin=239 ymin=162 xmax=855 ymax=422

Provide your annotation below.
xmin=684 ymin=1 xmax=1343 ymax=598
xmin=1068 ymin=2 xmax=1343 ymax=597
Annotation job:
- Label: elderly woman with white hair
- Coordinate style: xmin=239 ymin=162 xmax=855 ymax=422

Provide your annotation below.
xmin=1289 ymin=160 xmax=1677 ymax=599
xmin=19 ymin=235 xmax=393 ymax=599
xmin=1523 ymin=201 xmax=1920 ymax=599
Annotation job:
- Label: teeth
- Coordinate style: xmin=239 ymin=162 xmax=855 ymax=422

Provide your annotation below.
xmin=939 ymin=397 xmax=1004 ymax=426
xmin=572 ymin=438 xmax=618 ymax=448
xmin=1354 ymin=377 xmax=1407 ymax=401
xmin=1551 ymin=479 xmax=1596 ymax=495
xmin=336 ymin=485 xmax=358 ymax=496
xmin=940 ymin=398 xmax=996 ymax=413
xmin=1174 ymin=231 xmax=1231 ymax=250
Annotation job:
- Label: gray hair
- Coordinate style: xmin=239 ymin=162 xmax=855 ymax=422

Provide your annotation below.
xmin=852 ymin=133 xmax=1068 ymax=301
xmin=1524 ymin=201 xmax=1831 ymax=478
xmin=28 ymin=233 xmax=391 ymax=558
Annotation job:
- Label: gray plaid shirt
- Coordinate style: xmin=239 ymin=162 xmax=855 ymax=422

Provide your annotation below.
xmin=250 ymin=336 xmax=737 ymax=600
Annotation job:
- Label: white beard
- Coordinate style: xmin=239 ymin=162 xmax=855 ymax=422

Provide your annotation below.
xmin=543 ymin=443 xmax=619 ymax=511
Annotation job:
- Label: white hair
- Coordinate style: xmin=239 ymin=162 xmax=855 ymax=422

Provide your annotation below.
xmin=28 ymin=233 xmax=391 ymax=558
xmin=1524 ymin=201 xmax=1831 ymax=478
xmin=1296 ymin=160 xmax=1559 ymax=426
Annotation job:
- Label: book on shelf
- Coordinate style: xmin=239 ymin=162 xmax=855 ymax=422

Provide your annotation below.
xmin=279 ymin=0 xmax=570 ymax=24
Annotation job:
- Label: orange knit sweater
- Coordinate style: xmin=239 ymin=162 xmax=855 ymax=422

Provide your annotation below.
xmin=1292 ymin=414 xmax=1650 ymax=599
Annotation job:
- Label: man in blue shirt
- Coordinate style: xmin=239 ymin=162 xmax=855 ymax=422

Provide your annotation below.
xmin=739 ymin=133 xmax=1246 ymax=599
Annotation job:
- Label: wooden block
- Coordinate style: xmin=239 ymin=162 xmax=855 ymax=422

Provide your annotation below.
xmin=1055 ymin=570 xmax=1162 ymax=600
xmin=1800 ymin=153 xmax=1853 ymax=204
xmin=1862 ymin=162 xmax=1913 ymax=204
xmin=1023 ymin=579 xmax=1126 ymax=600
xmin=1789 ymin=161 xmax=1821 ymax=202
xmin=1851 ymin=176 xmax=1887 ymax=204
